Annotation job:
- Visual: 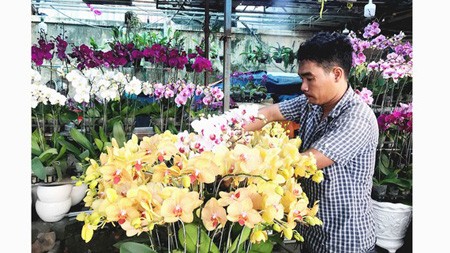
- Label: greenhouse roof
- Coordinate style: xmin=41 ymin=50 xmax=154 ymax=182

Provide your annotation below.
xmin=32 ymin=0 xmax=412 ymax=38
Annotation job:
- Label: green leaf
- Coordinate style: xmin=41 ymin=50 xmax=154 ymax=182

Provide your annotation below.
xmin=378 ymin=153 xmax=391 ymax=175
xmin=79 ymin=150 xmax=91 ymax=160
xmin=154 ymin=125 xmax=162 ymax=134
xmin=51 ymin=145 xmax=67 ymax=164
xmin=248 ymin=240 xmax=274 ymax=253
xmin=178 ymin=223 xmax=219 ymax=253
xmin=38 ymin=148 xmax=58 ymax=164
xmin=31 ymin=137 xmax=42 ymax=156
xmin=382 ymin=178 xmax=412 ymax=189
xmin=118 ymin=242 xmax=156 ymax=253
xmin=113 ymin=121 xmax=127 ymax=148
xmin=70 ymin=128 xmax=96 ymax=156
xmin=99 ymin=127 xmax=108 ymax=143
xmin=228 ymin=226 xmax=251 ymax=253
xmin=58 ymin=139 xmax=82 ymax=156
xmin=32 ymin=157 xmax=46 ymax=180
xmin=94 ymin=138 xmax=104 ymax=152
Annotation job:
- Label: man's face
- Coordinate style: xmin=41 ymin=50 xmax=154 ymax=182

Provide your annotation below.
xmin=298 ymin=60 xmax=336 ymax=106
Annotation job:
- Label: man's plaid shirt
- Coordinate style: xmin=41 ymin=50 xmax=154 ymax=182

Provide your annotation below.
xmin=279 ymin=87 xmax=379 ymax=252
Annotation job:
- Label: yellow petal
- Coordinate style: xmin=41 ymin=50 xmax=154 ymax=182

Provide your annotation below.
xmin=81 ymin=224 xmax=94 ymax=243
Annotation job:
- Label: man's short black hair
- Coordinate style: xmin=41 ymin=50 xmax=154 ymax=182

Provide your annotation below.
xmin=297 ymin=32 xmax=353 ymax=77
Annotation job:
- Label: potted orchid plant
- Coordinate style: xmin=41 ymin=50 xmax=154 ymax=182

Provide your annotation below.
xmin=31 ymin=69 xmax=72 ymax=183
xmin=350 ymin=21 xmax=413 ymax=253
xmin=348 ymin=21 xmax=413 ymax=204
xmin=73 ymin=105 xmax=324 ymax=252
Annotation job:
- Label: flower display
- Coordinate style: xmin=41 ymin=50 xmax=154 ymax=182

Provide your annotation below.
xmin=377 ymin=102 xmax=412 ymax=133
xmin=348 ymin=21 xmax=412 ymax=110
xmin=74 ymin=105 xmax=323 ymax=252
xmin=347 ymin=22 xmax=413 ymax=205
xmin=31 ymin=69 xmax=71 ymax=182
xmin=373 ymin=102 xmax=413 ymax=203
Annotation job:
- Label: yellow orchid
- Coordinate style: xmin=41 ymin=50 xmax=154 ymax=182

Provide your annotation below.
xmin=226 ymin=198 xmax=262 ymax=228
xmin=287 ymin=198 xmax=309 ymax=224
xmin=73 ymin=115 xmax=322 ymax=250
xmin=104 ymin=196 xmax=141 ymax=225
xmin=160 ymin=188 xmax=203 ymax=223
xmin=229 ymin=144 xmax=262 ymax=174
xmin=76 ymin=211 xmax=102 ymax=243
xmin=151 ymin=162 xmax=181 ymax=184
xmin=250 ymin=229 xmax=268 ymax=244
xmin=217 ymin=188 xmax=248 ymax=207
xmin=261 ymin=192 xmax=284 ymax=223
xmin=201 ymin=198 xmax=227 ymax=231
xmin=211 ymin=145 xmax=231 ymax=175
xmin=182 ymin=151 xmax=220 ymax=184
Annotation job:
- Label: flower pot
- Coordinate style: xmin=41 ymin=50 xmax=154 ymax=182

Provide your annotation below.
xmin=70 ymin=183 xmax=88 ymax=206
xmin=132 ymin=126 xmax=155 ymax=140
xmin=35 ymin=182 xmax=74 ymax=222
xmin=37 ymin=183 xmax=73 ymax=203
xmin=35 ymin=198 xmax=72 ymax=222
xmin=372 ymin=199 xmax=412 ymax=253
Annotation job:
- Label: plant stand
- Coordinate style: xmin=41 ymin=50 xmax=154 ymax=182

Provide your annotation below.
xmin=372 ymin=199 xmax=412 ymax=253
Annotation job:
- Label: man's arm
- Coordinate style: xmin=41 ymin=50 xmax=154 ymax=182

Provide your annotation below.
xmin=243 ymin=103 xmax=286 ymax=131
xmin=301 ymin=148 xmax=334 ymax=169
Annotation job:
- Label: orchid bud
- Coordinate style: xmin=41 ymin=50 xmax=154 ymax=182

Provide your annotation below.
xmin=181 ymin=175 xmax=191 ymax=188
xmin=272 ymin=223 xmax=281 ymax=232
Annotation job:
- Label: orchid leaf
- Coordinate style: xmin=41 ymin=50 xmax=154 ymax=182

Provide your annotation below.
xmin=58 ymin=139 xmax=82 ymax=156
xmin=79 ymin=150 xmax=90 ymax=160
xmin=51 ymin=145 xmax=67 ymax=164
xmin=94 ymin=138 xmax=104 ymax=152
xmin=31 ymin=137 xmax=42 ymax=156
xmin=38 ymin=148 xmax=58 ymax=164
xmin=248 ymin=240 xmax=273 ymax=253
xmin=99 ymin=126 xmax=108 ymax=143
xmin=228 ymin=226 xmax=251 ymax=253
xmin=118 ymin=242 xmax=156 ymax=253
xmin=70 ymin=128 xmax=96 ymax=156
xmin=32 ymin=157 xmax=46 ymax=180
xmin=377 ymin=153 xmax=390 ymax=176
xmin=177 ymin=223 xmax=219 ymax=253
xmin=113 ymin=121 xmax=126 ymax=148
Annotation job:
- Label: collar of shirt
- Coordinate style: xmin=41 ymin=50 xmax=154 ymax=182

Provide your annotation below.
xmin=327 ymin=86 xmax=355 ymax=119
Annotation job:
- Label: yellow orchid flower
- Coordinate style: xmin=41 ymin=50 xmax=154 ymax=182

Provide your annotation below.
xmin=160 ymin=189 xmax=203 ymax=223
xmin=183 ymin=151 xmax=220 ymax=184
xmin=226 ymin=198 xmax=262 ymax=228
xmin=250 ymin=229 xmax=268 ymax=244
xmin=261 ymin=192 xmax=284 ymax=223
xmin=104 ymin=197 xmax=140 ymax=225
xmin=212 ymin=145 xmax=231 ymax=175
xmin=218 ymin=188 xmax=248 ymax=207
xmin=201 ymin=198 xmax=227 ymax=231
xmin=230 ymin=144 xmax=262 ymax=174
xmin=151 ymin=163 xmax=180 ymax=184
xmin=287 ymin=198 xmax=309 ymax=224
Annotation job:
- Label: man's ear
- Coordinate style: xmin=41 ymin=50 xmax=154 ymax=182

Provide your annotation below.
xmin=333 ymin=67 xmax=344 ymax=82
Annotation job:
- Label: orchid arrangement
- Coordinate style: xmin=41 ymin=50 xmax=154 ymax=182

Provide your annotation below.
xmin=74 ymin=105 xmax=323 ymax=252
xmin=347 ymin=21 xmax=413 ymax=205
xmin=349 ymin=21 xmax=412 ymax=112
xmin=63 ymin=67 xmax=224 ymax=136
xmin=373 ymin=102 xmax=413 ymax=204
xmin=31 ymin=69 xmax=71 ymax=182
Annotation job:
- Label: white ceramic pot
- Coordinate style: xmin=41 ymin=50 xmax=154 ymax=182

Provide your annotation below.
xmin=372 ymin=199 xmax=412 ymax=253
xmin=35 ymin=198 xmax=72 ymax=222
xmin=70 ymin=183 xmax=88 ymax=206
xmin=32 ymin=184 xmax=38 ymax=205
xmin=36 ymin=183 xmax=73 ymax=203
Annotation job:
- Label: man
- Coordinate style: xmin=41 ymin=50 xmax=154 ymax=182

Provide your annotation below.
xmin=244 ymin=32 xmax=379 ymax=252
